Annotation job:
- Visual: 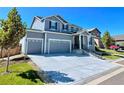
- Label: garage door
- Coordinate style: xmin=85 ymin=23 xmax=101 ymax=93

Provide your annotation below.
xmin=27 ymin=38 xmax=43 ymax=54
xmin=48 ymin=39 xmax=71 ymax=54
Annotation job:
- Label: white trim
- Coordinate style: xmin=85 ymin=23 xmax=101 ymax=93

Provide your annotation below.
xmin=45 ymin=31 xmax=72 ymax=36
xmin=27 ymin=38 xmax=43 ymax=54
xmin=54 ymin=16 xmax=68 ymax=24
xmin=79 ymin=34 xmax=82 ymax=49
xmin=35 ymin=16 xmax=42 ymax=22
xmin=26 ymin=38 xmax=28 ymax=54
xmin=48 ymin=38 xmax=72 ymax=54
xmin=24 ymin=32 xmax=27 ymax=55
xmin=44 ymin=16 xmax=68 ymax=24
xmin=27 ymin=29 xmax=45 ymax=33
xmin=44 ymin=33 xmax=47 ymax=54
xmin=27 ymin=29 xmax=72 ymax=36
xmin=27 ymin=38 xmax=43 ymax=41
xmin=72 ymin=36 xmax=75 ymax=49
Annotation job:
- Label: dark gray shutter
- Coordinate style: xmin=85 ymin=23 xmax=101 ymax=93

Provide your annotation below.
xmin=49 ymin=21 xmax=51 ymax=29
xmin=66 ymin=25 xmax=68 ymax=30
xmin=55 ymin=22 xmax=57 ymax=29
xmin=62 ymin=24 xmax=64 ymax=29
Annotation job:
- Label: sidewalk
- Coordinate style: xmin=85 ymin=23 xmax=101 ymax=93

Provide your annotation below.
xmin=86 ymin=59 xmax=124 ymax=85
xmin=0 ymin=54 xmax=26 ymax=61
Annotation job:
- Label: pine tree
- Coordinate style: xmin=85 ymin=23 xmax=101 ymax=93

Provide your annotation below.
xmin=1 ymin=8 xmax=26 ymax=73
xmin=102 ymin=31 xmax=113 ymax=49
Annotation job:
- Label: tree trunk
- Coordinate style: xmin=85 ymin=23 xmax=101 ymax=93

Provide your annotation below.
xmin=0 ymin=47 xmax=3 ymax=58
xmin=5 ymin=49 xmax=10 ymax=73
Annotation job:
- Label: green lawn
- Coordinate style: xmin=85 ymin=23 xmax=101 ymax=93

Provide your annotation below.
xmin=103 ymin=55 xmax=121 ymax=60
xmin=99 ymin=49 xmax=124 ymax=60
xmin=100 ymin=49 xmax=124 ymax=55
xmin=0 ymin=62 xmax=44 ymax=85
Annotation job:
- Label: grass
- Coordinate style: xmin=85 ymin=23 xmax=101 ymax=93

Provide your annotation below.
xmin=0 ymin=62 xmax=45 ymax=85
xmin=103 ymin=55 xmax=121 ymax=60
xmin=98 ymin=48 xmax=124 ymax=60
xmin=100 ymin=49 xmax=124 ymax=55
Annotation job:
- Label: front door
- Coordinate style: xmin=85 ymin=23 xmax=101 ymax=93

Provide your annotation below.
xmin=74 ymin=35 xmax=79 ymax=49
xmin=83 ymin=36 xmax=88 ymax=50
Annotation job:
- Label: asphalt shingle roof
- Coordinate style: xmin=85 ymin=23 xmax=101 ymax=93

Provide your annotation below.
xmin=113 ymin=34 xmax=124 ymax=41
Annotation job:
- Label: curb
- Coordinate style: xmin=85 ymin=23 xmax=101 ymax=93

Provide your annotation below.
xmin=72 ymin=65 xmax=121 ymax=85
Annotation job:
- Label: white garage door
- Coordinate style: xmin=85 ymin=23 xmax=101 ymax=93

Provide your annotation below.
xmin=48 ymin=39 xmax=71 ymax=54
xmin=27 ymin=38 xmax=43 ymax=54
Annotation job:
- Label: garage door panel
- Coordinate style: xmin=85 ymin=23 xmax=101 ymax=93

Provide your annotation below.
xmin=27 ymin=39 xmax=43 ymax=54
xmin=49 ymin=40 xmax=71 ymax=54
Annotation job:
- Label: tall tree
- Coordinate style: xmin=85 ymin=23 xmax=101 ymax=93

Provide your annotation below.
xmin=102 ymin=31 xmax=114 ymax=49
xmin=1 ymin=8 xmax=26 ymax=73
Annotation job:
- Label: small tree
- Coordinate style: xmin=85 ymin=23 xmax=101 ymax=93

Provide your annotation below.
xmin=102 ymin=31 xmax=113 ymax=49
xmin=0 ymin=29 xmax=5 ymax=58
xmin=1 ymin=8 xmax=26 ymax=73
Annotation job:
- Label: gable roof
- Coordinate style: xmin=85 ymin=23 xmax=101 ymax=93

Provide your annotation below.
xmin=31 ymin=15 xmax=83 ymax=29
xmin=30 ymin=16 xmax=43 ymax=28
xmin=113 ymin=34 xmax=124 ymax=41
xmin=55 ymin=15 xmax=68 ymax=23
xmin=87 ymin=28 xmax=101 ymax=34
xmin=40 ymin=15 xmax=68 ymax=24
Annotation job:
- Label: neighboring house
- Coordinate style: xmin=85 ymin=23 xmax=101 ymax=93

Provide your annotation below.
xmin=88 ymin=28 xmax=104 ymax=48
xmin=21 ymin=15 xmax=96 ymax=54
xmin=113 ymin=34 xmax=124 ymax=46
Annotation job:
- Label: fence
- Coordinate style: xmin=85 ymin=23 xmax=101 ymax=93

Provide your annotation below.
xmin=0 ymin=46 xmax=21 ymax=58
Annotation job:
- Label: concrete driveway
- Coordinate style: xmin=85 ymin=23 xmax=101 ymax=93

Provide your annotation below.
xmin=28 ymin=54 xmax=120 ymax=85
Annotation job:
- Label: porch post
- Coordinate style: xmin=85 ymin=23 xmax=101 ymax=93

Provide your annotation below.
xmin=72 ymin=36 xmax=75 ymax=49
xmin=79 ymin=34 xmax=82 ymax=49
xmin=44 ymin=33 xmax=47 ymax=54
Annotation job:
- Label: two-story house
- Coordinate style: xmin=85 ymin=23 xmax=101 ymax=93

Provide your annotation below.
xmin=21 ymin=15 xmax=96 ymax=54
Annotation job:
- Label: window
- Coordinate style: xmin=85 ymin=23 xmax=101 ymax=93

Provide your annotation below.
xmin=76 ymin=28 xmax=79 ymax=31
xmin=62 ymin=24 xmax=68 ymax=30
xmin=71 ymin=27 xmax=74 ymax=32
xmin=49 ymin=21 xmax=57 ymax=30
xmin=89 ymin=37 xmax=93 ymax=45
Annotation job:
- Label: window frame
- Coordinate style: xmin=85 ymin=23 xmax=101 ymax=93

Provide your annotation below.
xmin=49 ymin=20 xmax=57 ymax=30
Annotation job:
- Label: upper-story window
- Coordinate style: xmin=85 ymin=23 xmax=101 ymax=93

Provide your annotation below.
xmin=70 ymin=27 xmax=74 ymax=32
xmin=75 ymin=28 xmax=79 ymax=32
xmin=49 ymin=21 xmax=57 ymax=30
xmin=62 ymin=24 xmax=68 ymax=30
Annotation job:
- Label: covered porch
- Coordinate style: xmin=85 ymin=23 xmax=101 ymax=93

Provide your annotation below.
xmin=72 ymin=31 xmax=95 ymax=51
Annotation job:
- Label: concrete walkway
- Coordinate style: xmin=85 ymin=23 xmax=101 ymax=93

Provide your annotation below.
xmin=86 ymin=60 xmax=124 ymax=85
xmin=0 ymin=54 xmax=25 ymax=61
xmin=28 ymin=54 xmax=120 ymax=85
xmin=99 ymin=68 xmax=124 ymax=85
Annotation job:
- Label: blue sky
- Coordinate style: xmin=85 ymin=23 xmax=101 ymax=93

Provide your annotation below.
xmin=0 ymin=7 xmax=124 ymax=36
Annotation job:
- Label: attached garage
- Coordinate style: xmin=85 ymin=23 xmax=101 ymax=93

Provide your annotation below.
xmin=48 ymin=39 xmax=71 ymax=54
xmin=27 ymin=38 xmax=43 ymax=54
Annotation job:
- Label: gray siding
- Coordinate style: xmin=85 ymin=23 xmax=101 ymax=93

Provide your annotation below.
xmin=27 ymin=31 xmax=45 ymax=39
xmin=46 ymin=16 xmax=62 ymax=22
xmin=44 ymin=19 xmax=61 ymax=32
